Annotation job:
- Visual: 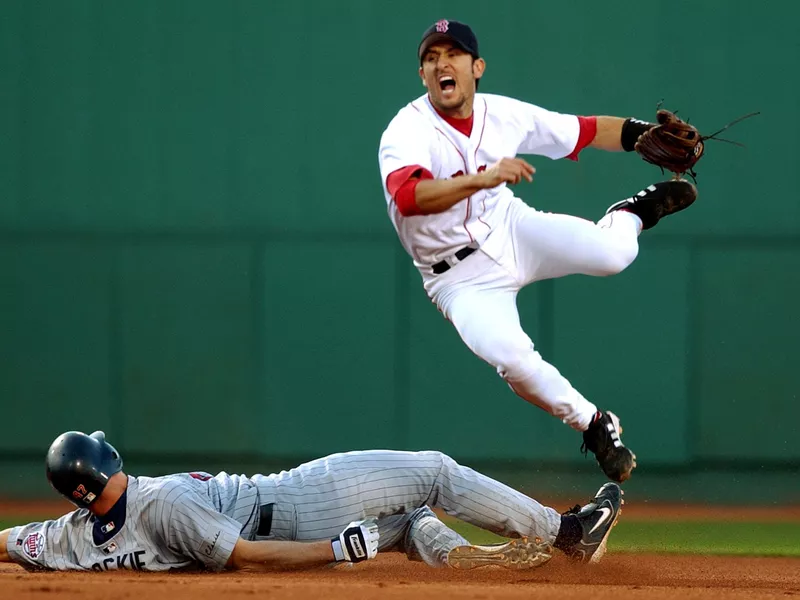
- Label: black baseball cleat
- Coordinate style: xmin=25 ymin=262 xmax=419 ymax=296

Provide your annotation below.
xmin=606 ymin=179 xmax=697 ymax=230
xmin=559 ymin=482 xmax=623 ymax=563
xmin=582 ymin=411 xmax=636 ymax=483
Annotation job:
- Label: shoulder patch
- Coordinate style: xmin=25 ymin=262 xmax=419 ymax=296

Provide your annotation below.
xmin=23 ymin=532 xmax=45 ymax=559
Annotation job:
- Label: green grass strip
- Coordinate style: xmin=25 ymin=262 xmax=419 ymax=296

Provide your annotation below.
xmin=444 ymin=519 xmax=800 ymax=557
xmin=2 ymin=517 xmax=798 ymax=557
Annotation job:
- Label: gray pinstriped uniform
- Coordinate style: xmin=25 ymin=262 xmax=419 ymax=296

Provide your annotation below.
xmin=6 ymin=450 xmax=560 ymax=572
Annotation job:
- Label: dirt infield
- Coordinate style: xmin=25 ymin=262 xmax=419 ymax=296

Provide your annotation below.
xmin=3 ymin=500 xmax=800 ymax=600
xmin=2 ymin=553 xmax=799 ymax=600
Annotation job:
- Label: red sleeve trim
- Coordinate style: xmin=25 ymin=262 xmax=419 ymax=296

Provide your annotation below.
xmin=386 ymin=165 xmax=434 ymax=217
xmin=565 ymin=116 xmax=598 ymax=161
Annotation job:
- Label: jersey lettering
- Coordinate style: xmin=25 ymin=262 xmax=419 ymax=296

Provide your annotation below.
xmin=201 ymin=530 xmax=221 ymax=558
xmin=189 ymin=473 xmax=212 ymax=481
xmin=91 ymin=550 xmax=147 ymax=572
xmin=450 ymin=165 xmax=486 ymax=179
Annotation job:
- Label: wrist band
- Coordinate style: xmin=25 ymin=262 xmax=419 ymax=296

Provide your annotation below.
xmin=621 ymin=118 xmax=655 ymax=152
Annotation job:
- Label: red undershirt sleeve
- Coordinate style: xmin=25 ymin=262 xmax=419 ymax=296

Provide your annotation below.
xmin=386 ymin=165 xmax=435 ymax=217
xmin=565 ymin=116 xmax=598 ymax=161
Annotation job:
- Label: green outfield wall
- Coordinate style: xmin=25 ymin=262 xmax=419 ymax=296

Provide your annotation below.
xmin=1 ymin=0 xmax=797 ymax=502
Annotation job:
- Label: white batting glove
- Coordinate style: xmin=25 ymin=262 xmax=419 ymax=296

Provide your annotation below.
xmin=331 ymin=519 xmax=379 ymax=563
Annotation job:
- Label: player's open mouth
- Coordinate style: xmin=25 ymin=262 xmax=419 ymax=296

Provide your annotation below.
xmin=439 ymin=76 xmax=456 ymax=93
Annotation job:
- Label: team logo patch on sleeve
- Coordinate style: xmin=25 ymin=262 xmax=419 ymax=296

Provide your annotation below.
xmin=23 ymin=532 xmax=45 ymax=559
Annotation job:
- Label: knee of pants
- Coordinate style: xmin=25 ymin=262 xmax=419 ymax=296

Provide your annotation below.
xmin=401 ymin=507 xmax=437 ymax=548
xmin=593 ymin=243 xmax=639 ymax=277
xmin=417 ymin=449 xmax=449 ymax=471
xmin=474 ymin=336 xmax=542 ymax=383
xmin=409 ymin=506 xmax=437 ymax=524
xmin=425 ymin=450 xmax=451 ymax=480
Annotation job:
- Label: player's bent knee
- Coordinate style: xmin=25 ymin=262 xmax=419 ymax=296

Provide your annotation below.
xmin=409 ymin=506 xmax=437 ymax=522
xmin=469 ymin=334 xmax=537 ymax=375
xmin=416 ymin=450 xmax=449 ymax=473
xmin=493 ymin=345 xmax=544 ymax=383
xmin=430 ymin=450 xmax=452 ymax=469
xmin=593 ymin=244 xmax=639 ymax=277
xmin=496 ymin=349 xmax=570 ymax=399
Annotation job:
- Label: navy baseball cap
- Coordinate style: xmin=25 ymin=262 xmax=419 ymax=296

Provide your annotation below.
xmin=418 ymin=19 xmax=480 ymax=64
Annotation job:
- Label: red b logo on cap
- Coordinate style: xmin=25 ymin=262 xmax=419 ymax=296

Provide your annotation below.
xmin=435 ymin=19 xmax=449 ymax=33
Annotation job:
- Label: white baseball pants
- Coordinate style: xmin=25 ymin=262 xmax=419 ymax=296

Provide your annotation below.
xmin=424 ymin=199 xmax=642 ymax=431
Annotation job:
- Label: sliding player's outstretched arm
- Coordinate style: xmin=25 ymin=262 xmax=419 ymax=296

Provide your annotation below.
xmin=226 ymin=520 xmax=379 ymax=572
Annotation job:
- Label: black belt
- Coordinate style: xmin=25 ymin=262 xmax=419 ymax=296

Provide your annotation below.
xmin=432 ymin=245 xmax=477 ymax=275
xmin=256 ymin=503 xmax=273 ymax=537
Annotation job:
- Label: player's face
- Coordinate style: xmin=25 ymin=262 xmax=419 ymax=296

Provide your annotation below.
xmin=419 ymin=43 xmax=485 ymax=116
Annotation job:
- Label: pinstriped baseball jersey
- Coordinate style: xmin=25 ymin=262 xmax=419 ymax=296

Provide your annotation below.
xmin=5 ymin=450 xmax=561 ymax=571
xmin=6 ymin=473 xmax=258 ymax=572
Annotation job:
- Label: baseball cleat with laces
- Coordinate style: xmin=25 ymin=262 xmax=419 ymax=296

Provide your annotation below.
xmin=606 ymin=179 xmax=697 ymax=230
xmin=447 ymin=536 xmax=553 ymax=570
xmin=582 ymin=411 xmax=637 ymax=483
xmin=561 ymin=482 xmax=623 ymax=564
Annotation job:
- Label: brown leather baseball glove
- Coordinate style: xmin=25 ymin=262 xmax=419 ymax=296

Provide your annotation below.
xmin=635 ymin=108 xmax=760 ymax=180
xmin=634 ymin=109 xmax=704 ymax=178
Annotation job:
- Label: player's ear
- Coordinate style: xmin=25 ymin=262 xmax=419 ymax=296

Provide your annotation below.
xmin=473 ymin=58 xmax=486 ymax=80
xmin=419 ymin=66 xmax=428 ymax=88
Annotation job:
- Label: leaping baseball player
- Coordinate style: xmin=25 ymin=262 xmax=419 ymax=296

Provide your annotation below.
xmin=1 ymin=431 xmax=622 ymax=572
xmin=378 ymin=19 xmax=700 ymax=483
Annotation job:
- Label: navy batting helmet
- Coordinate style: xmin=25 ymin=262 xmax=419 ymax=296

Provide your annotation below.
xmin=45 ymin=431 xmax=123 ymax=507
